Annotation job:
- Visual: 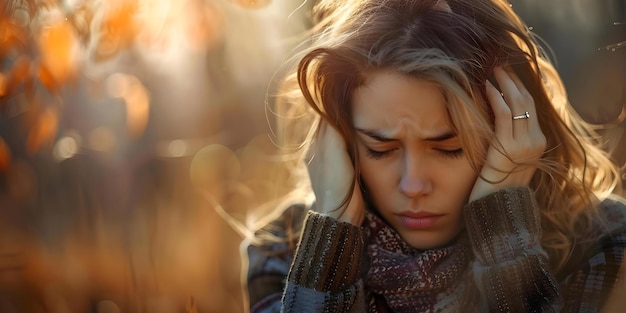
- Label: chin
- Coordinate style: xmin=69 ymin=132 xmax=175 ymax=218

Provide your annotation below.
xmin=407 ymin=241 xmax=447 ymax=251
xmin=404 ymin=232 xmax=461 ymax=250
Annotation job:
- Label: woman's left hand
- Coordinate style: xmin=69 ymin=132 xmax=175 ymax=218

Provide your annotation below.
xmin=469 ymin=67 xmax=547 ymax=202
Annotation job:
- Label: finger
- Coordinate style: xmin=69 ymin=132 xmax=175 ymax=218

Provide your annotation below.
xmin=494 ymin=67 xmax=528 ymax=137
xmin=501 ymin=68 xmax=543 ymax=140
xmin=486 ymin=79 xmax=512 ymax=140
xmin=503 ymin=68 xmax=541 ymax=133
xmin=502 ymin=68 xmax=536 ymax=114
xmin=494 ymin=67 xmax=523 ymax=111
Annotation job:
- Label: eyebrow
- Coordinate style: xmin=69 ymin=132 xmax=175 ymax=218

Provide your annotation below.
xmin=355 ymin=128 xmax=457 ymax=142
xmin=355 ymin=128 xmax=396 ymax=142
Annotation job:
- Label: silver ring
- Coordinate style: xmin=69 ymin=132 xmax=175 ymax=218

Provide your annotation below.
xmin=512 ymin=111 xmax=530 ymax=120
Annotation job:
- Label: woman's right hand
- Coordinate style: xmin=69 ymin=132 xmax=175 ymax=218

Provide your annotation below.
xmin=306 ymin=122 xmax=365 ymax=225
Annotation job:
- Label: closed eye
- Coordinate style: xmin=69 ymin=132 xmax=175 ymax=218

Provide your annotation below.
xmin=366 ymin=148 xmax=397 ymax=160
xmin=435 ymin=148 xmax=463 ymax=159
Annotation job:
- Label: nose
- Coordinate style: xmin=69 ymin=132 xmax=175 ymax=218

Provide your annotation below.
xmin=399 ymin=154 xmax=432 ymax=198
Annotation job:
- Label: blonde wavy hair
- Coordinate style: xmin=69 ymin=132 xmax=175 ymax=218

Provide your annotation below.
xmin=261 ymin=0 xmax=622 ymax=273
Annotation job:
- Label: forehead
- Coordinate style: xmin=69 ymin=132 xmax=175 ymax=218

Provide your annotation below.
xmin=351 ymin=71 xmax=452 ymax=133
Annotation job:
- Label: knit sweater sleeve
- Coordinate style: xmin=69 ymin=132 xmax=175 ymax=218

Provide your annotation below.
xmin=464 ymin=186 xmax=562 ymax=312
xmin=282 ymin=210 xmax=367 ymax=312
xmin=246 ymin=208 xmax=367 ymax=313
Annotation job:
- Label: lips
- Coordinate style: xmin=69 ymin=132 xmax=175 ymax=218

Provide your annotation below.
xmin=396 ymin=211 xmax=443 ymax=229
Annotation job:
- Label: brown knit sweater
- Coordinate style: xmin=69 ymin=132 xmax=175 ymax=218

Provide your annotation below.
xmin=246 ymin=187 xmax=626 ymax=312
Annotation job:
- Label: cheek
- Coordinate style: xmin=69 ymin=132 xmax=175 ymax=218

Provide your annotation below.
xmin=359 ymin=158 xmax=381 ymax=184
xmin=446 ymin=162 xmax=478 ymax=198
xmin=358 ymin=157 xmax=396 ymax=192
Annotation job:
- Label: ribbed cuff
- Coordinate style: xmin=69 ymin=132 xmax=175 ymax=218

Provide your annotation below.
xmin=464 ymin=187 xmax=543 ymax=265
xmin=472 ymin=252 xmax=561 ymax=311
xmin=287 ymin=211 xmax=365 ymax=292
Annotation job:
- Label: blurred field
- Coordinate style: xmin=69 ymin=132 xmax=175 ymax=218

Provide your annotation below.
xmin=0 ymin=1 xmax=624 ymax=312
xmin=0 ymin=0 xmax=310 ymax=312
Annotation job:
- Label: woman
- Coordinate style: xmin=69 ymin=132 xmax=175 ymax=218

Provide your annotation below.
xmin=245 ymin=0 xmax=626 ymax=311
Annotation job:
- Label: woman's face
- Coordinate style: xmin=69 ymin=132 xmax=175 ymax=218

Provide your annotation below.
xmin=352 ymin=71 xmax=478 ymax=250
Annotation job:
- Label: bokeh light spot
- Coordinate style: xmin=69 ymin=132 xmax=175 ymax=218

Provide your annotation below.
xmin=233 ymin=0 xmax=272 ymax=9
xmin=105 ymin=73 xmax=150 ymax=138
xmin=12 ymin=9 xmax=30 ymax=28
xmin=124 ymin=79 xmax=150 ymax=139
xmin=168 ymin=139 xmax=187 ymax=158
xmin=89 ymin=127 xmax=117 ymax=152
xmin=190 ymin=144 xmax=240 ymax=199
xmin=53 ymin=136 xmax=79 ymax=161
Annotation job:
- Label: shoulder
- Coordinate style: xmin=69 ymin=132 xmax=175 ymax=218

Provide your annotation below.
xmin=245 ymin=203 xmax=309 ymax=311
xmin=265 ymin=203 xmax=309 ymax=238
xmin=598 ymin=194 xmax=626 ymax=236
xmin=248 ymin=203 xmax=309 ymax=253
xmin=558 ymin=196 xmax=626 ymax=310
xmin=245 ymin=203 xmax=309 ymax=284
xmin=594 ymin=195 xmax=626 ymax=261
xmin=559 ymin=195 xmax=626 ymax=278
xmin=579 ymin=194 xmax=626 ymax=260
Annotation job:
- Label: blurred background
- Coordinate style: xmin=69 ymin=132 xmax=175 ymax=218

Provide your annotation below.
xmin=0 ymin=0 xmax=624 ymax=312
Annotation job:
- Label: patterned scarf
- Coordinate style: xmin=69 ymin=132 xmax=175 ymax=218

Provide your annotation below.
xmin=364 ymin=211 xmax=471 ymax=313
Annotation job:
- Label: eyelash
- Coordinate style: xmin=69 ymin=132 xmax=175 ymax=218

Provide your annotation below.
xmin=365 ymin=148 xmax=464 ymax=160
xmin=366 ymin=148 xmax=396 ymax=160
xmin=437 ymin=148 xmax=464 ymax=159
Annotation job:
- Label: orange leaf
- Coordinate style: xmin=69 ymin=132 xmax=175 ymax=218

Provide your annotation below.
xmin=0 ymin=72 xmax=7 ymax=97
xmin=4 ymin=56 xmax=32 ymax=99
xmin=10 ymin=56 xmax=31 ymax=86
xmin=26 ymin=107 xmax=58 ymax=154
xmin=0 ymin=18 xmax=28 ymax=56
xmin=37 ymin=64 xmax=57 ymax=92
xmin=38 ymin=19 xmax=78 ymax=84
xmin=0 ymin=137 xmax=11 ymax=172
xmin=94 ymin=1 xmax=139 ymax=61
